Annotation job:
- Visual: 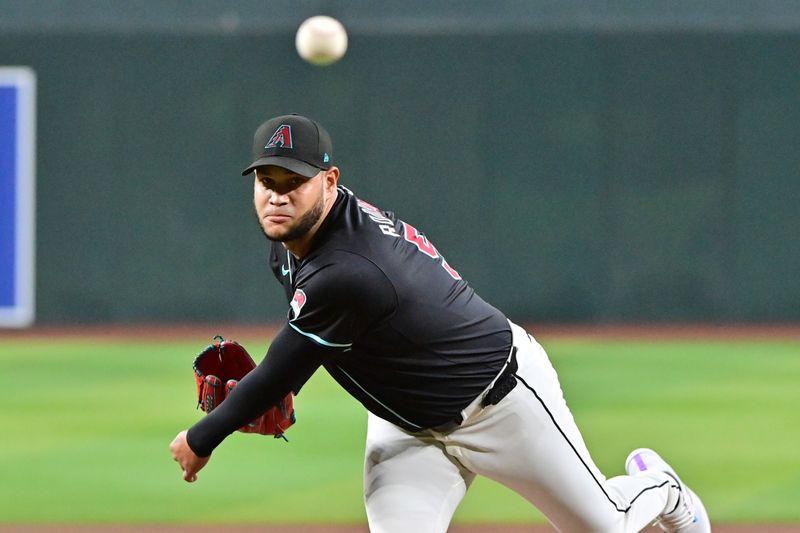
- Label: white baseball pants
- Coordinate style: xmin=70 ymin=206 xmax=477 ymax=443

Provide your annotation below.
xmin=363 ymin=321 xmax=674 ymax=532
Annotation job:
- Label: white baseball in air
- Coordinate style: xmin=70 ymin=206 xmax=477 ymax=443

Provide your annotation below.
xmin=295 ymin=16 xmax=348 ymax=66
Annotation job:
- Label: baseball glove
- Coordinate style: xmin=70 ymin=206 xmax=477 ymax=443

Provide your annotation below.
xmin=193 ymin=336 xmax=295 ymax=440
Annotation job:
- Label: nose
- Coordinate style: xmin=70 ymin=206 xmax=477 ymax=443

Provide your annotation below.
xmin=268 ymin=190 xmax=289 ymax=205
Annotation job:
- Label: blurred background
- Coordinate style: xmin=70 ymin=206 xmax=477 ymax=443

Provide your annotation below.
xmin=2 ymin=0 xmax=799 ymax=328
xmin=2 ymin=2 xmax=800 ymax=530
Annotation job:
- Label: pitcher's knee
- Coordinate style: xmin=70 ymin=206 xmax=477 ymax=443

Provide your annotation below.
xmin=366 ymin=498 xmax=449 ymax=533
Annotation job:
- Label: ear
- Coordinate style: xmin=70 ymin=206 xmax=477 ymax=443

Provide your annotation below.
xmin=323 ymin=166 xmax=340 ymax=192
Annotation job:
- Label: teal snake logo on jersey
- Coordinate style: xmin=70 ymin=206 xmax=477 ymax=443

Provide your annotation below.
xmin=265 ymin=124 xmax=293 ymax=149
xmin=289 ymin=289 xmax=306 ymax=320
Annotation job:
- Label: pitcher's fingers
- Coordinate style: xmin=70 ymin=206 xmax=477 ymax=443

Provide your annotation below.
xmin=182 ymin=465 xmax=198 ymax=482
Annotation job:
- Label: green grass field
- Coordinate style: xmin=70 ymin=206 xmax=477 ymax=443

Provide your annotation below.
xmin=1 ymin=335 xmax=798 ymax=525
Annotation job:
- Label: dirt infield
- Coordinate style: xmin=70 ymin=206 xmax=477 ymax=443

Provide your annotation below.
xmin=1 ymin=524 xmax=799 ymax=532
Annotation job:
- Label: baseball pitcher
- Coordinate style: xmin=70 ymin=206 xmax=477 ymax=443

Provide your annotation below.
xmin=170 ymin=114 xmax=711 ymax=533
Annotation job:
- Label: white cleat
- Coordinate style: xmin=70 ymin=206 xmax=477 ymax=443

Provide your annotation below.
xmin=625 ymin=448 xmax=711 ymax=533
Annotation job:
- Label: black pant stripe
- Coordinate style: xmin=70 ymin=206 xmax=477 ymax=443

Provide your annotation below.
xmin=514 ymin=373 xmax=669 ymax=514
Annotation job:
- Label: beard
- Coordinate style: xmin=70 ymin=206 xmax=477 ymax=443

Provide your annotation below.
xmin=257 ymin=192 xmax=325 ymax=243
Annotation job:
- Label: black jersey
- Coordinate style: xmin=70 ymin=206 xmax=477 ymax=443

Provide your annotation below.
xmin=268 ymin=186 xmax=512 ymax=431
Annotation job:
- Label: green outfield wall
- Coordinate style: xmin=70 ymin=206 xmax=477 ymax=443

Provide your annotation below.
xmin=1 ymin=3 xmax=798 ymax=324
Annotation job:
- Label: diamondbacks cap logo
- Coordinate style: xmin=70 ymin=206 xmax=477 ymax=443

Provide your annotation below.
xmin=289 ymin=289 xmax=306 ymax=320
xmin=266 ymin=124 xmax=293 ymax=149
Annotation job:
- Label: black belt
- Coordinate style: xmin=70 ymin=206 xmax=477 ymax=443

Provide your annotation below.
xmin=429 ymin=347 xmax=519 ymax=433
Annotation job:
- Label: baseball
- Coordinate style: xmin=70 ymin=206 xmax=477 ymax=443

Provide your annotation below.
xmin=295 ymin=16 xmax=348 ymax=66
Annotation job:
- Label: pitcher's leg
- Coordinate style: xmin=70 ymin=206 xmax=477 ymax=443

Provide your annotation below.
xmin=364 ymin=413 xmax=476 ymax=533
xmin=450 ymin=328 xmax=672 ymax=532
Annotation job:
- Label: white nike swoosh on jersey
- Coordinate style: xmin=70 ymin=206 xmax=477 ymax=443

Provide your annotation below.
xmin=281 ymin=265 xmax=291 ymax=276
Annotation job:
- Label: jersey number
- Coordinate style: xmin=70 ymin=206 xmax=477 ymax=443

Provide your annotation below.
xmin=402 ymin=222 xmax=461 ymax=280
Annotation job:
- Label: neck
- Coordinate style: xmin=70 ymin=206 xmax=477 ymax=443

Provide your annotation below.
xmin=284 ymin=187 xmax=338 ymax=259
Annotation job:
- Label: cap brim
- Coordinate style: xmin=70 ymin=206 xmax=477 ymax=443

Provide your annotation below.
xmin=241 ymin=156 xmax=322 ymax=177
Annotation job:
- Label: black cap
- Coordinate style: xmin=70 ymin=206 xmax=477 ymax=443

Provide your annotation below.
xmin=241 ymin=114 xmax=333 ymax=177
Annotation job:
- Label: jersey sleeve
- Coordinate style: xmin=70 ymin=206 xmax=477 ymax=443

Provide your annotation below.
xmin=288 ymin=251 xmax=396 ymax=349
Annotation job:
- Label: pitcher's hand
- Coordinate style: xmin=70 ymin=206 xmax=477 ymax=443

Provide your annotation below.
xmin=169 ymin=430 xmax=210 ymax=482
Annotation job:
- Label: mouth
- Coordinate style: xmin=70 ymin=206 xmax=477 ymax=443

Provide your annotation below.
xmin=265 ymin=213 xmax=292 ymax=223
